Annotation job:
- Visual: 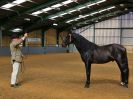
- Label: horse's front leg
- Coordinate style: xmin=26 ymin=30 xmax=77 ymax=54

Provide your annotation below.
xmin=84 ymin=62 xmax=91 ymax=88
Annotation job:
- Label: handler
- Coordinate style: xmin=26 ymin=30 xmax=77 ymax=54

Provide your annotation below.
xmin=10 ymin=32 xmax=28 ymax=88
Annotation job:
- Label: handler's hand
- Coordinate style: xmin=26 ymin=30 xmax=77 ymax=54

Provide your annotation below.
xmin=24 ymin=33 xmax=28 ymax=38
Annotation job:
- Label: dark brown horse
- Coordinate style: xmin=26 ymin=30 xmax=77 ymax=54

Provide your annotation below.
xmin=62 ymin=33 xmax=129 ymax=88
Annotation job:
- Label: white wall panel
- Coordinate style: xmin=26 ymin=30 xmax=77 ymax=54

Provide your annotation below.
xmin=75 ymin=25 xmax=94 ymax=42
xmin=95 ymin=19 xmax=120 ymax=28
xmin=122 ymin=38 xmax=133 ymax=45
xmin=122 ymin=29 xmax=133 ymax=37
xmin=121 ymin=12 xmax=133 ymax=20
xmin=121 ymin=29 xmax=133 ymax=45
xmin=74 ymin=12 xmax=133 ymax=47
xmin=121 ymin=14 xmax=130 ymax=20
xmin=121 ymin=12 xmax=133 ymax=28
xmin=80 ymin=28 xmax=94 ymax=42
xmin=122 ymin=20 xmax=133 ymax=28
xmin=95 ymin=29 xmax=120 ymax=36
xmin=82 ymin=29 xmax=94 ymax=36
xmin=95 ymin=29 xmax=120 ymax=45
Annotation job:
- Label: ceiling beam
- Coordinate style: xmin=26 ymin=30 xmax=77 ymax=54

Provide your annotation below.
xmin=0 ymin=0 xmax=15 ymax=6
xmin=1 ymin=0 xmax=63 ymax=29
xmin=72 ymin=10 xmax=130 ymax=29
xmin=22 ymin=0 xmax=112 ymax=31
xmin=24 ymin=0 xmax=64 ymax=14
xmin=46 ymin=0 xmax=94 ymax=19
xmin=75 ymin=11 xmax=123 ymax=27
xmin=2 ymin=0 xmax=132 ymax=31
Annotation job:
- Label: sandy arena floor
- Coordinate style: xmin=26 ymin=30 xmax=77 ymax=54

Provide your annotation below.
xmin=0 ymin=53 xmax=133 ymax=99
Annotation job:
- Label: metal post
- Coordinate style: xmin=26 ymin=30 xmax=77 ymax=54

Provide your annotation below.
xmin=41 ymin=29 xmax=45 ymax=47
xmin=0 ymin=27 xmax=2 ymax=47
xmin=93 ymin=23 xmax=95 ymax=43
xmin=56 ymin=30 xmax=59 ymax=47
xmin=120 ymin=16 xmax=122 ymax=45
xmin=42 ymin=29 xmax=47 ymax=54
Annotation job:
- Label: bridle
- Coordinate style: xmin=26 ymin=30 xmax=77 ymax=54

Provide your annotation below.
xmin=60 ymin=33 xmax=72 ymax=45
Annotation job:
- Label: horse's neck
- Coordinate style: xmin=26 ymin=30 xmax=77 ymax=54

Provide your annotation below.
xmin=73 ymin=34 xmax=98 ymax=53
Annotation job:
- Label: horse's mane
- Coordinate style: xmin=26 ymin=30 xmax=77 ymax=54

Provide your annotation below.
xmin=72 ymin=33 xmax=97 ymax=45
xmin=72 ymin=33 xmax=98 ymax=50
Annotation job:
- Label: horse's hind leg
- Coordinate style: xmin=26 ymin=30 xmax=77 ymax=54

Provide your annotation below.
xmin=116 ymin=58 xmax=129 ymax=88
xmin=120 ymin=63 xmax=129 ymax=87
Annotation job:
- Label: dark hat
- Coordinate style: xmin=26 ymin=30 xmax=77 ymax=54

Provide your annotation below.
xmin=11 ymin=33 xmax=19 ymax=39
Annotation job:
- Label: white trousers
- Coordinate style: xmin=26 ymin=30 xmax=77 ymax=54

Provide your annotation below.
xmin=11 ymin=62 xmax=20 ymax=85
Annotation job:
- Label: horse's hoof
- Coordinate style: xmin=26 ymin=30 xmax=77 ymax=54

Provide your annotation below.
xmin=84 ymin=84 xmax=90 ymax=88
xmin=123 ymin=84 xmax=128 ymax=88
xmin=121 ymin=82 xmax=128 ymax=88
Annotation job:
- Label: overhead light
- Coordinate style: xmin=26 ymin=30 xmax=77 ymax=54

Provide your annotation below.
xmin=78 ymin=6 xmax=86 ymax=10
xmin=42 ymin=7 xmax=52 ymax=12
xmin=50 ymin=16 xmax=59 ymax=19
xmin=87 ymin=0 xmax=106 ymax=7
xmin=51 ymin=4 xmax=62 ymax=8
xmin=72 ymin=0 xmax=77 ymax=2
xmin=125 ymin=8 xmax=128 ymax=11
xmin=53 ymin=23 xmax=58 ymax=26
xmin=49 ymin=9 xmax=78 ymax=20
xmin=24 ymin=18 xmax=31 ymax=21
xmin=62 ymin=0 xmax=73 ymax=5
xmin=96 ymin=0 xmax=106 ymax=4
xmin=95 ymin=20 xmax=99 ymax=22
xmin=107 ymin=6 xmax=115 ymax=10
xmin=48 ymin=0 xmax=107 ymax=20
xmin=11 ymin=28 xmax=22 ymax=32
xmin=75 ymin=17 xmax=81 ymax=20
xmin=31 ymin=11 xmax=42 ymax=16
xmin=66 ymin=19 xmax=75 ymax=23
xmin=79 ymin=15 xmax=84 ymax=18
xmin=99 ymin=6 xmax=115 ymax=13
xmin=66 ymin=6 xmax=115 ymax=23
xmin=30 ymin=0 xmax=76 ymax=16
xmin=87 ymin=3 xmax=96 ymax=8
xmin=69 ymin=9 xmax=77 ymax=13
xmin=50 ymin=12 xmax=67 ymax=19
xmin=83 ymin=14 xmax=90 ymax=18
xmin=1 ymin=0 xmax=29 ymax=9
xmin=1 ymin=3 xmax=15 ymax=9
xmin=90 ymin=12 xmax=99 ymax=16
xmin=31 ymin=7 xmax=52 ymax=16
xmin=120 ymin=4 xmax=124 ymax=7
xmin=60 ymin=13 xmax=67 ymax=16
xmin=99 ymin=9 xmax=107 ymax=13
xmin=13 ymin=0 xmax=28 ymax=4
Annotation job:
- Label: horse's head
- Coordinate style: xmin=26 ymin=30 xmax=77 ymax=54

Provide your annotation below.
xmin=62 ymin=33 xmax=75 ymax=47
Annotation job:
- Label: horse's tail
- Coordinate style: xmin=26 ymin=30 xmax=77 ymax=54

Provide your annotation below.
xmin=115 ymin=45 xmax=129 ymax=85
xmin=122 ymin=47 xmax=128 ymax=65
